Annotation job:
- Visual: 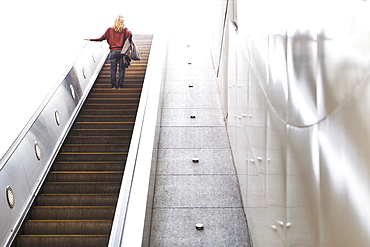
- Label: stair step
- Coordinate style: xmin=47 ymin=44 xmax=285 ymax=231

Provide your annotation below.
xmin=15 ymin=235 xmax=109 ymax=247
xmin=87 ymin=92 xmax=141 ymax=98
xmin=63 ymin=136 xmax=130 ymax=145
xmin=79 ymin=108 xmax=137 ymax=116
xmin=57 ymin=152 xmax=127 ymax=161
xmin=76 ymin=116 xmax=136 ymax=122
xmin=29 ymin=206 xmax=116 ymax=220
xmin=92 ymin=81 xmax=144 ymax=87
xmin=52 ymin=161 xmax=124 ymax=171
xmin=47 ymin=171 xmax=123 ymax=182
xmin=23 ymin=220 xmax=113 ymax=235
xmin=81 ymin=103 xmax=139 ymax=110
xmin=96 ymin=75 xmax=146 ymax=80
xmin=41 ymin=182 xmax=121 ymax=194
xmin=72 ymin=121 xmax=135 ymax=129
xmin=68 ymin=128 xmax=133 ymax=136
xmin=78 ymin=113 xmax=137 ymax=120
xmin=85 ymin=99 xmax=140 ymax=105
xmin=60 ymin=144 xmax=129 ymax=152
xmin=35 ymin=194 xmax=118 ymax=206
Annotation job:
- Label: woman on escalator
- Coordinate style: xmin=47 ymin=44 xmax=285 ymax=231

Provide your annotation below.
xmin=86 ymin=15 xmax=132 ymax=89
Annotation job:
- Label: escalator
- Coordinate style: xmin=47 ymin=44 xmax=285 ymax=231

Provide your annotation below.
xmin=13 ymin=34 xmax=153 ymax=247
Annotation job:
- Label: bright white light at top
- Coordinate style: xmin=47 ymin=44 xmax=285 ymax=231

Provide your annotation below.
xmin=0 ymin=0 xmax=215 ymax=159
xmin=0 ymin=0 xmax=159 ymax=159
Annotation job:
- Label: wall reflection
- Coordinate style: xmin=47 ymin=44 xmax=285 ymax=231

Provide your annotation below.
xmin=222 ymin=2 xmax=370 ymax=246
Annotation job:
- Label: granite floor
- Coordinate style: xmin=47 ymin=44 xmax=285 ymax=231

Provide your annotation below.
xmin=149 ymin=34 xmax=251 ymax=247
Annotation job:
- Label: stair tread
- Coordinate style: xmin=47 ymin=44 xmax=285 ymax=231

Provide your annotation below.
xmin=27 ymin=220 xmax=112 ymax=222
xmin=33 ymin=206 xmax=116 ymax=209
xmin=44 ymin=181 xmax=121 ymax=184
xmin=49 ymin=171 xmax=123 ymax=173
xmin=19 ymin=234 xmax=109 ymax=236
xmin=37 ymin=193 xmax=117 ymax=196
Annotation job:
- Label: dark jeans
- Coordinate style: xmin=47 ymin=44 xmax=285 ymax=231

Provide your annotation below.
xmin=109 ymin=50 xmax=126 ymax=87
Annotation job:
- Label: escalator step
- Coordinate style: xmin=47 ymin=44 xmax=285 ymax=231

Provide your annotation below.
xmin=36 ymin=194 xmax=118 ymax=206
xmin=62 ymin=136 xmax=131 ymax=145
xmin=29 ymin=206 xmax=116 ymax=220
xmin=52 ymin=161 xmax=125 ymax=171
xmin=56 ymin=152 xmax=127 ymax=161
xmin=60 ymin=143 xmax=129 ymax=152
xmin=72 ymin=121 xmax=135 ymax=129
xmin=68 ymin=128 xmax=133 ymax=136
xmin=41 ymin=182 xmax=121 ymax=194
xmin=46 ymin=171 xmax=123 ymax=182
xmin=81 ymin=103 xmax=139 ymax=110
xmin=79 ymin=108 xmax=138 ymax=116
xmin=75 ymin=115 xmax=136 ymax=122
xmin=15 ymin=235 xmax=109 ymax=247
xmin=23 ymin=220 xmax=112 ymax=235
xmin=85 ymin=98 xmax=140 ymax=104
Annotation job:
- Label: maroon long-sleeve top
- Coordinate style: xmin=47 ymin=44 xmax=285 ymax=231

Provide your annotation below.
xmin=90 ymin=27 xmax=132 ymax=51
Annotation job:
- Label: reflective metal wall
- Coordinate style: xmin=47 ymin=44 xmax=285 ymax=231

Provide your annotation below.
xmin=216 ymin=1 xmax=370 ymax=246
xmin=0 ymin=42 xmax=108 ymax=246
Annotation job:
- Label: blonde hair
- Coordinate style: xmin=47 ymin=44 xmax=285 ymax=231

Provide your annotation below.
xmin=113 ymin=15 xmax=125 ymax=32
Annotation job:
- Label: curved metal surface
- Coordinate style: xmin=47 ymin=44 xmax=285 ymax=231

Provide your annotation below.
xmin=0 ymin=42 xmax=108 ymax=246
xmin=218 ymin=1 xmax=370 ymax=247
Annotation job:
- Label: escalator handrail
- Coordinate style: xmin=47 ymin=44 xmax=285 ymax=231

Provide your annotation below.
xmin=108 ymin=34 xmax=168 ymax=247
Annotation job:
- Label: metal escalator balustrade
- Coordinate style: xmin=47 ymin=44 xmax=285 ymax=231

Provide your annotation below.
xmin=13 ymin=35 xmax=153 ymax=247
